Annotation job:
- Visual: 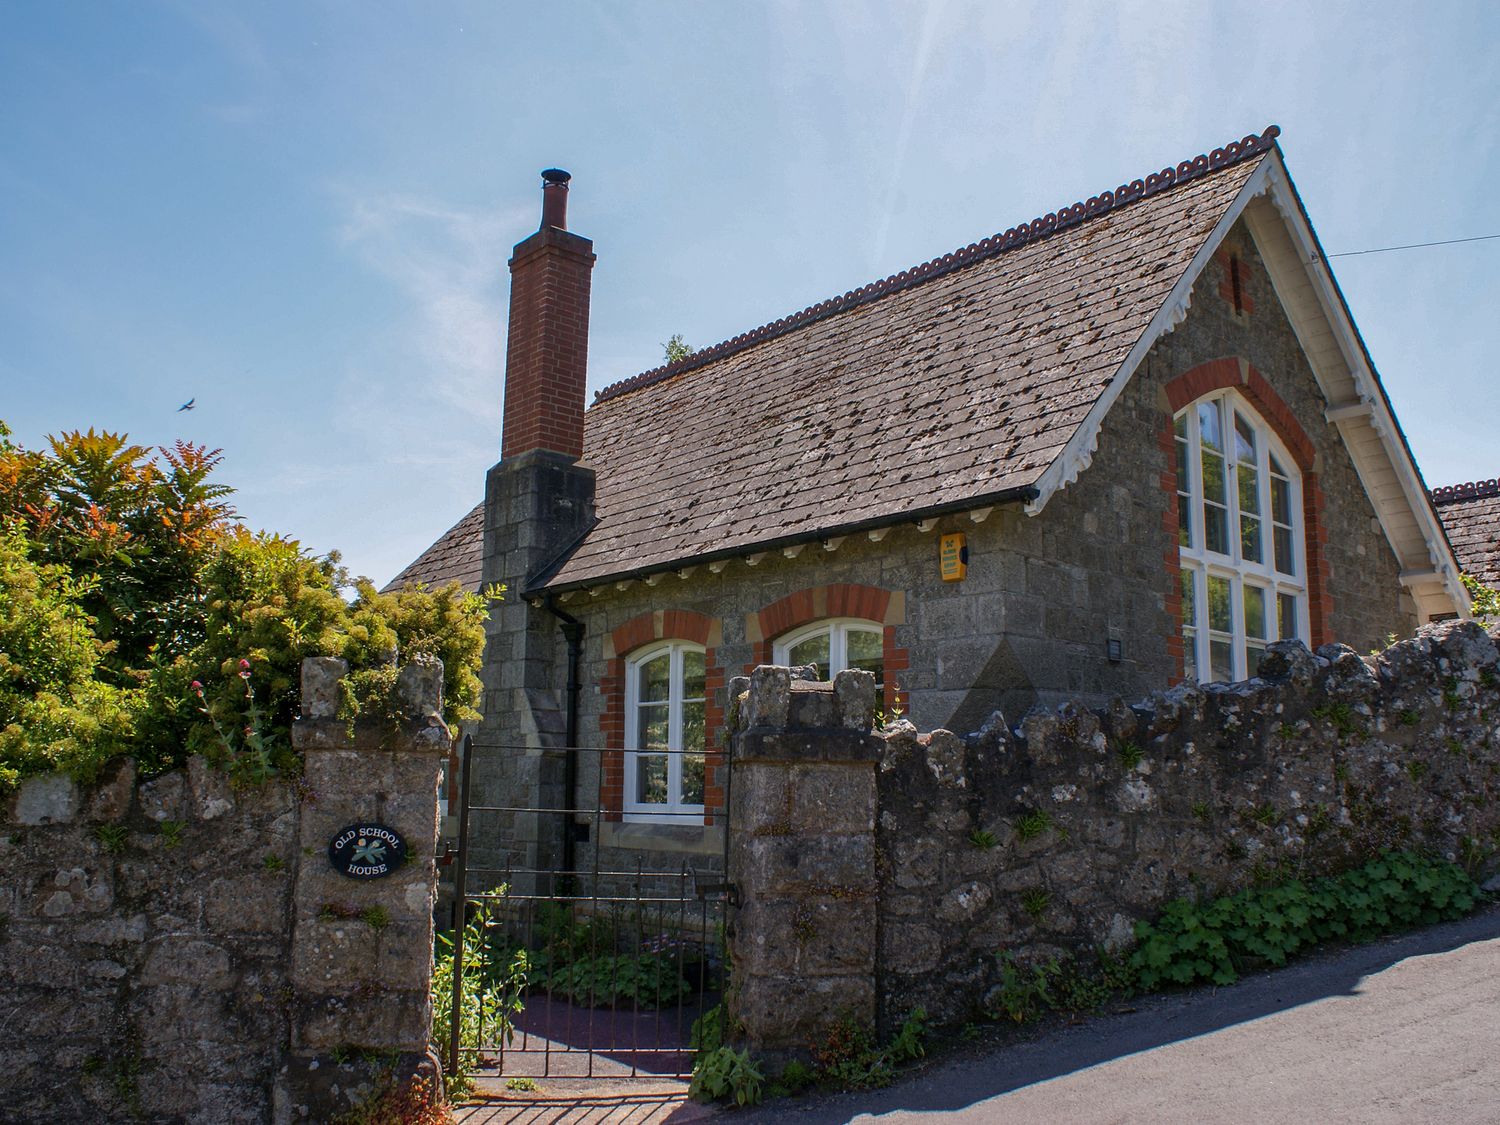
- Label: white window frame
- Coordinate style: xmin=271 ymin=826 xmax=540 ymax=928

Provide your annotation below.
xmin=623 ymin=640 xmax=706 ymax=825
xmin=772 ymin=618 xmax=884 ymax=680
xmin=1175 ymin=388 xmax=1307 ymax=683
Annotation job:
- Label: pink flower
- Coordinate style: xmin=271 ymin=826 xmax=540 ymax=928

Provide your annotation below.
xmin=238 ymin=658 xmax=252 ymax=679
xmin=190 ymin=680 xmax=203 ymax=691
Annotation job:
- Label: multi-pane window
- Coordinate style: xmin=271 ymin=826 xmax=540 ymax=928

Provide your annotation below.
xmin=1174 ymin=390 xmax=1305 ymax=683
xmin=773 ymin=619 xmax=884 ymax=689
xmin=624 ymin=642 xmax=706 ymax=822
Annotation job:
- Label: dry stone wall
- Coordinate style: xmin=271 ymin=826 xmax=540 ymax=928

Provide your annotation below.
xmin=0 ymin=658 xmax=449 ymax=1125
xmin=725 ymin=621 xmax=1500 ymax=1049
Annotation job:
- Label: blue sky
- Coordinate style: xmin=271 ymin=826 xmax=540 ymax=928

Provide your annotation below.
xmin=3 ymin=1 xmax=1497 ymax=584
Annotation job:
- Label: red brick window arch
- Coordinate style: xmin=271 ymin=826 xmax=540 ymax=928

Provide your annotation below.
xmin=749 ymin=584 xmax=908 ymax=715
xmin=600 ymin=610 xmax=725 ymax=825
xmin=774 ymin=619 xmax=885 ymax=692
xmin=1161 ymin=358 xmax=1332 ymax=684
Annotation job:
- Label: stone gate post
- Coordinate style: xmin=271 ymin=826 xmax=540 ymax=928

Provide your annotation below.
xmin=726 ymin=666 xmax=882 ymax=1061
xmin=278 ymin=656 xmax=450 ymax=1120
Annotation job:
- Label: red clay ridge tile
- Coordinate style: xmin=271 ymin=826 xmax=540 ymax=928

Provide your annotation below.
xmin=593 ymin=125 xmax=1282 ymax=406
xmin=1432 ymin=480 xmax=1500 ymax=504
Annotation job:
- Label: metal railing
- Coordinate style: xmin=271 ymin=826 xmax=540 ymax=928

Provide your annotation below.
xmin=446 ymin=737 xmax=732 ymax=1081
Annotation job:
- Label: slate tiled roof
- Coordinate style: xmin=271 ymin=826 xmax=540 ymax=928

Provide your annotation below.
xmin=1432 ymin=480 xmax=1500 ymax=587
xmin=388 ymin=129 xmax=1280 ymax=594
xmin=382 ymin=502 xmax=484 ymax=593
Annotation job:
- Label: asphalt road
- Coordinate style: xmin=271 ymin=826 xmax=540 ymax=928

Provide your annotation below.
xmin=739 ymin=902 xmax=1500 ymax=1125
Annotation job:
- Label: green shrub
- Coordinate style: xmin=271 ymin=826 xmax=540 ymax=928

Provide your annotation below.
xmin=1462 ymin=573 xmax=1500 ymax=620
xmin=1130 ymin=850 xmax=1480 ymax=990
xmin=0 ymin=421 xmax=490 ymax=789
xmin=536 ymin=953 xmax=691 ymax=1009
xmin=0 ymin=529 xmax=140 ymax=787
xmin=430 ymin=896 xmax=529 ymax=1098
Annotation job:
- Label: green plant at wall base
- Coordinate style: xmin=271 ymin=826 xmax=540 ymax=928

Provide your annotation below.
xmin=1400 ymin=710 xmax=1420 ymax=727
xmin=95 ymin=824 xmax=128 ymax=853
xmin=1406 ymin=760 xmax=1429 ymax=781
xmin=767 ymin=1059 xmax=816 ymax=1098
xmin=986 ymin=948 xmax=1139 ymax=1026
xmin=1191 ymin=800 xmax=1211 ymax=822
xmin=333 ymin=1070 xmax=452 ymax=1125
xmin=1458 ymin=836 xmax=1490 ymax=874
xmin=1014 ymin=809 xmax=1053 ymax=841
xmin=690 ymin=1047 xmax=764 ymax=1106
xmin=430 ymin=896 xmax=529 ymax=1099
xmin=262 ymin=853 xmax=285 ymax=872
xmin=968 ymin=828 xmax=998 ymax=849
xmin=690 ymin=1004 xmax=724 ymax=1053
xmin=1129 ymin=850 xmax=1479 ymax=990
xmin=988 ymin=954 xmax=1058 ymax=1023
xmin=809 ymin=1008 xmax=928 ymax=1091
xmin=505 ymin=1077 xmax=538 ymax=1093
xmin=158 ymin=819 xmax=185 ymax=848
xmin=1117 ymin=741 xmax=1143 ymax=770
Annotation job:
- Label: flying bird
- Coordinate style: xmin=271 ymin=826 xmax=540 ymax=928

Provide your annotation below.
xmin=177 ymin=398 xmax=195 ymax=412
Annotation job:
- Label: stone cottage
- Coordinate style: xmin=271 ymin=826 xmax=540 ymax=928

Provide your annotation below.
xmin=389 ymin=128 xmax=1466 ymax=869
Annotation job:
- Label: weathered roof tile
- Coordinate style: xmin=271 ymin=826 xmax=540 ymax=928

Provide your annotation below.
xmin=1433 ymin=480 xmax=1500 ymax=588
xmin=390 ymin=131 xmax=1280 ymax=593
xmin=381 ymin=502 xmax=484 ymax=593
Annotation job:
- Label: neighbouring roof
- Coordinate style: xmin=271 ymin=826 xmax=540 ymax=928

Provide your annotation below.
xmin=1432 ymin=480 xmax=1500 ymax=587
xmin=383 ymin=502 xmax=484 ymax=593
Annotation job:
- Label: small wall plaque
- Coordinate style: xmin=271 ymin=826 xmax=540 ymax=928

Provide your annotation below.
xmin=329 ymin=823 xmax=407 ymax=880
xmin=940 ymin=532 xmax=968 ymax=581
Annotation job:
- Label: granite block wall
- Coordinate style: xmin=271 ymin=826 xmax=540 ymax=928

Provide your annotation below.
xmin=723 ymin=621 xmax=1500 ymax=1050
xmin=0 ymin=659 xmax=449 ymax=1125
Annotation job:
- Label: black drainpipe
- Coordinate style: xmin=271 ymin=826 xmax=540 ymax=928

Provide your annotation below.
xmin=544 ymin=594 xmax=584 ymax=880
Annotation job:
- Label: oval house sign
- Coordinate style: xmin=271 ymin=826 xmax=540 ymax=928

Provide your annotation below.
xmin=328 ymin=823 xmax=407 ymax=880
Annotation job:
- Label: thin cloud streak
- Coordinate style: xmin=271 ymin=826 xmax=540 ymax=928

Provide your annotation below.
xmin=337 ymin=192 xmax=527 ymax=417
xmin=870 ymin=0 xmax=950 ymax=267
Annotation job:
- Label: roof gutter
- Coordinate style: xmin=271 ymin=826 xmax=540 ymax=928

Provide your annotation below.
xmin=525 ymin=484 xmax=1041 ymax=598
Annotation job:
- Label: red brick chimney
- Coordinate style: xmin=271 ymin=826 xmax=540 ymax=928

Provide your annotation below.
xmin=500 ymin=169 xmax=596 ymax=461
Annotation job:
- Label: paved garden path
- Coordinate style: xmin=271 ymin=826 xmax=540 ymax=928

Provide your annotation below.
xmin=459 ymin=902 xmax=1500 ymax=1123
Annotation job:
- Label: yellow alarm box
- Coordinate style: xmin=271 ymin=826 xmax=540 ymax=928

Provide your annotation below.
xmin=940 ymin=532 xmax=967 ymax=581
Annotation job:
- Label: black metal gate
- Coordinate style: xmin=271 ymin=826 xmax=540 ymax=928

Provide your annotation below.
xmin=444 ymin=736 xmax=731 ymax=1084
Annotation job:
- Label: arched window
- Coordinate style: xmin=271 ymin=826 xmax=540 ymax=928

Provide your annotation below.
xmin=773 ymin=619 xmax=884 ymax=686
xmin=624 ymin=641 xmax=705 ymax=822
xmin=1175 ymin=389 xmax=1305 ymax=682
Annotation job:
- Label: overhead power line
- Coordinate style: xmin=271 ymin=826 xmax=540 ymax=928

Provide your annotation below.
xmin=1322 ymin=232 xmax=1500 ymax=260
